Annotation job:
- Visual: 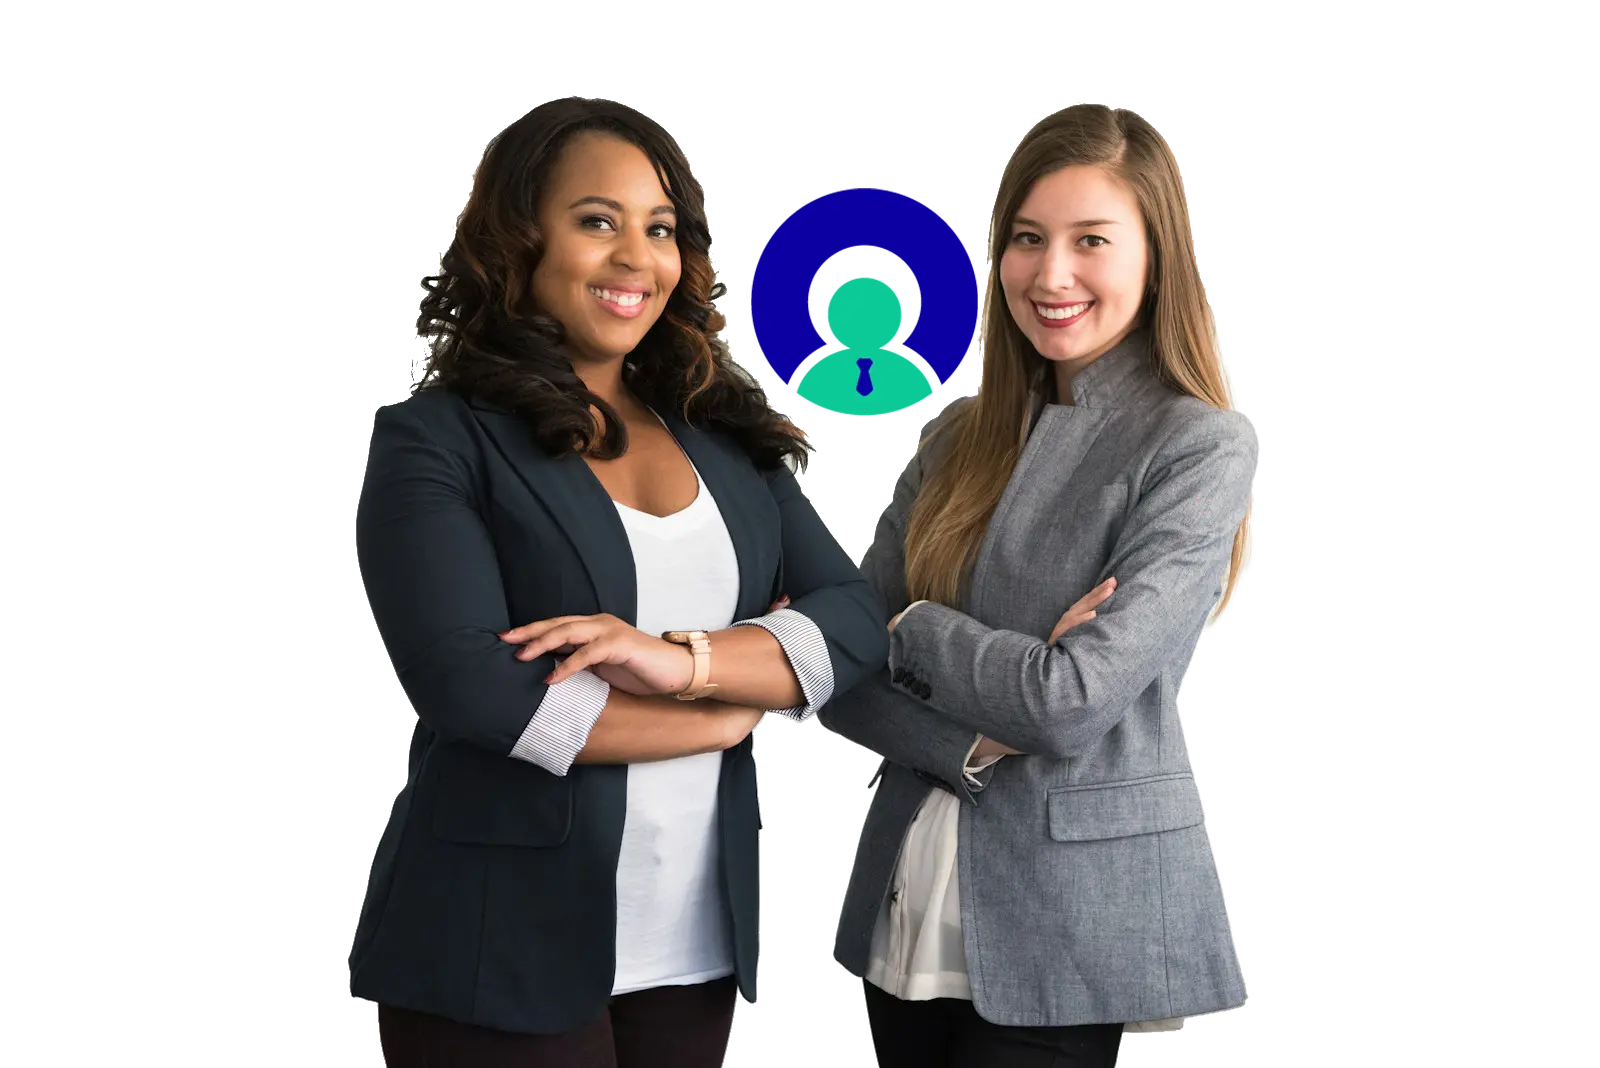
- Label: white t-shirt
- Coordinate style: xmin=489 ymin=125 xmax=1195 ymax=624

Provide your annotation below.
xmin=609 ymin=459 xmax=741 ymax=996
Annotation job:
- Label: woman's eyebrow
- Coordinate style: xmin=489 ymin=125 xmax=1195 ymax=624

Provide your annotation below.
xmin=1013 ymin=215 xmax=1122 ymax=229
xmin=566 ymin=195 xmax=676 ymax=216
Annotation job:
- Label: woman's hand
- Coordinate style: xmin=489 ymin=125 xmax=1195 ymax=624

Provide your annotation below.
xmin=500 ymin=597 xmax=792 ymax=696
xmin=1048 ymin=577 xmax=1116 ymax=643
xmin=971 ymin=579 xmax=1118 ymax=762
xmin=499 ymin=614 xmax=694 ymax=695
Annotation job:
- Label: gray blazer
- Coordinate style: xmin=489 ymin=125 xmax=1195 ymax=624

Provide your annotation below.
xmin=819 ymin=328 xmax=1256 ymax=1027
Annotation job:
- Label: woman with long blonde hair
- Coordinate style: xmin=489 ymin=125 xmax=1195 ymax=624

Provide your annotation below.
xmin=820 ymin=104 xmax=1256 ymax=1066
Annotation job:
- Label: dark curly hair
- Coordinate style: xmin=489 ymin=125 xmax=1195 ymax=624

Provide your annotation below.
xmin=414 ymin=97 xmax=809 ymax=470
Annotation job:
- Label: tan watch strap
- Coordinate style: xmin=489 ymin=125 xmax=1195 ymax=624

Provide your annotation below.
xmin=661 ymin=630 xmax=718 ymax=700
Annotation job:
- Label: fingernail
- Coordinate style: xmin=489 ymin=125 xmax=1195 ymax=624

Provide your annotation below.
xmin=544 ymin=673 xmax=554 ymax=684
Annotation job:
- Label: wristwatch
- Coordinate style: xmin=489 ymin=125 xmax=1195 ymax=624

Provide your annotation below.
xmin=660 ymin=630 xmax=718 ymax=700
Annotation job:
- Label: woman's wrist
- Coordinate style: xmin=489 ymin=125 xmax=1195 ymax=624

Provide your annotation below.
xmin=675 ymin=642 xmax=696 ymax=693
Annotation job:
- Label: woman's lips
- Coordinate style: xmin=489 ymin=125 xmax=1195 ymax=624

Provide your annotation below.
xmin=589 ymin=285 xmax=650 ymax=320
xmin=1033 ymin=299 xmax=1093 ymax=329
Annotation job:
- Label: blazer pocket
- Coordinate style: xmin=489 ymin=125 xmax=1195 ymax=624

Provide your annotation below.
xmin=1047 ymin=772 xmax=1203 ymax=841
xmin=431 ymin=744 xmax=573 ymax=847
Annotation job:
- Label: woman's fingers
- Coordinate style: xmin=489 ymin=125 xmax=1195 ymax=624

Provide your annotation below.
xmin=499 ymin=615 xmax=589 ymax=644
xmin=1048 ymin=610 xmax=1094 ymax=643
xmin=544 ymin=640 xmax=612 ymax=685
xmin=521 ymin=641 xmax=578 ymax=659
xmin=496 ymin=617 xmax=608 ymax=642
xmin=1049 ymin=578 xmax=1116 ymax=642
xmin=1064 ymin=577 xmax=1116 ymax=616
xmin=515 ymin=620 xmax=602 ymax=661
xmin=1073 ymin=577 xmax=1116 ymax=610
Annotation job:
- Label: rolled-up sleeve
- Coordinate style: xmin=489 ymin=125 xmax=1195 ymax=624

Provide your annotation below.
xmin=357 ymin=402 xmax=566 ymax=755
xmin=732 ymin=606 xmax=834 ymax=720
xmin=756 ymin=462 xmax=890 ymax=711
xmin=509 ymin=669 xmax=611 ymax=776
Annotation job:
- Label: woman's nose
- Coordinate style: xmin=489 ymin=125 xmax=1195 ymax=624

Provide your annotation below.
xmin=1036 ymin=245 xmax=1076 ymax=292
xmin=610 ymin=225 xmax=651 ymax=272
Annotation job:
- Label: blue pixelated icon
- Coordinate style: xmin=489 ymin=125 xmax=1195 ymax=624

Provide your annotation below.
xmin=751 ymin=189 xmax=978 ymax=414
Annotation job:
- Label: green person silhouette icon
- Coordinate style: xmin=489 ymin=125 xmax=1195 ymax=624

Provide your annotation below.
xmin=796 ymin=277 xmax=933 ymax=415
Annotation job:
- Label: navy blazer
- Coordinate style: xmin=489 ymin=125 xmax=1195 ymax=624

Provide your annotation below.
xmin=347 ymin=387 xmax=888 ymax=1034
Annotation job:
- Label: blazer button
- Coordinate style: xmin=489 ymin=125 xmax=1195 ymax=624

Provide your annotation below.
xmin=917 ymin=682 xmax=931 ymax=699
xmin=892 ymin=667 xmax=906 ymax=684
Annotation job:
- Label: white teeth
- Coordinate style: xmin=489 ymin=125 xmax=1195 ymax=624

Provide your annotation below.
xmin=589 ymin=286 xmax=646 ymax=307
xmin=1035 ymin=301 xmax=1092 ymax=320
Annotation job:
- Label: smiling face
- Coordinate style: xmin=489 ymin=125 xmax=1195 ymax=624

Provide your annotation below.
xmin=999 ymin=164 xmax=1150 ymax=380
xmin=530 ymin=131 xmax=682 ymax=366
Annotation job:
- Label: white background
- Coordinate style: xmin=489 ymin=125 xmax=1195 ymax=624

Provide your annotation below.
xmin=4 ymin=2 xmax=1596 ymax=1065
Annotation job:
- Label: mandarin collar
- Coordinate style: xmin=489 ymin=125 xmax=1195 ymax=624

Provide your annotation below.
xmin=1022 ymin=327 xmax=1161 ymax=440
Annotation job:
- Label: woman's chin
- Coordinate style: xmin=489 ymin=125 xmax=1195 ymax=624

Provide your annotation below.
xmin=568 ymin=330 xmax=648 ymax=366
xmin=1033 ymin=340 xmax=1088 ymax=363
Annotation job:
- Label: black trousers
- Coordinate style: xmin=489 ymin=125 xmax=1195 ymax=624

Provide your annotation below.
xmin=377 ymin=975 xmax=738 ymax=1068
xmin=863 ymin=980 xmax=1122 ymax=1067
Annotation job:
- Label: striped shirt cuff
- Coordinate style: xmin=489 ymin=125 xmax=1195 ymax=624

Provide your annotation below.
xmin=731 ymin=607 xmax=834 ymax=721
xmin=509 ymin=668 xmax=611 ymax=776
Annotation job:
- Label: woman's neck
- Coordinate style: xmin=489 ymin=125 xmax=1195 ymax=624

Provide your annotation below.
xmin=572 ymin=355 xmax=629 ymax=412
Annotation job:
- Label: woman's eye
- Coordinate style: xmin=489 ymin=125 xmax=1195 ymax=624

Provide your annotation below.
xmin=649 ymin=222 xmax=676 ymax=239
xmin=1080 ymin=234 xmax=1108 ymax=248
xmin=580 ymin=215 xmax=616 ymax=232
xmin=1011 ymin=231 xmax=1042 ymax=247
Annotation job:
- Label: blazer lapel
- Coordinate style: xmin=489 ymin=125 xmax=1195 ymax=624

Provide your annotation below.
xmin=468 ymin=399 xmax=639 ymax=626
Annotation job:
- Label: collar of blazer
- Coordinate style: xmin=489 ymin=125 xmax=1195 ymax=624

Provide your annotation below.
xmin=1026 ymin=325 xmax=1166 ymax=425
xmin=463 ymin=393 xmax=769 ymax=624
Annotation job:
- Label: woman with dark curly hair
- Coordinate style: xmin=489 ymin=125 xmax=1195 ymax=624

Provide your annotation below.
xmin=347 ymin=97 xmax=888 ymax=1068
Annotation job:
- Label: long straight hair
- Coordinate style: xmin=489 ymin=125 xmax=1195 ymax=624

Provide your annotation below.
xmin=903 ymin=104 xmax=1251 ymax=614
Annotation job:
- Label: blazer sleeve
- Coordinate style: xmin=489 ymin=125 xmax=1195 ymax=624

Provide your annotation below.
xmin=817 ymin=400 xmax=986 ymax=799
xmin=887 ymin=408 xmax=1258 ymax=759
xmin=754 ymin=461 xmax=891 ymax=711
xmin=355 ymin=401 xmax=565 ymax=756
